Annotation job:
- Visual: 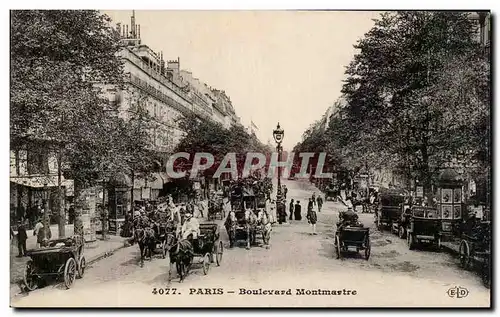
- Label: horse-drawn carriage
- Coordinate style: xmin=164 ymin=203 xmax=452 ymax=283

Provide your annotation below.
xmin=167 ymin=223 xmax=224 ymax=282
xmin=23 ymin=235 xmax=86 ymax=291
xmin=374 ymin=188 xmax=407 ymax=231
xmin=224 ymin=181 xmax=271 ymax=250
xmin=407 ymin=206 xmax=441 ymax=250
xmin=208 ymin=193 xmax=226 ymax=221
xmin=324 ymin=185 xmax=339 ymax=201
xmin=459 ymin=220 xmax=491 ymax=288
xmin=334 ymin=225 xmax=371 ymax=260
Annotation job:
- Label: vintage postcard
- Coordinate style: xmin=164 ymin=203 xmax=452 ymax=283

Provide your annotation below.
xmin=9 ymin=9 xmax=491 ymax=308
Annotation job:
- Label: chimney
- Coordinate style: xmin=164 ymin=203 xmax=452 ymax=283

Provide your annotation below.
xmin=126 ymin=25 xmax=129 ymax=38
xmin=131 ymin=10 xmax=136 ymax=38
xmin=116 ymin=23 xmax=122 ymax=37
xmin=138 ymin=25 xmax=141 ymax=38
xmin=178 ymin=57 xmax=180 ymax=69
xmin=122 ymin=25 xmax=125 ymax=38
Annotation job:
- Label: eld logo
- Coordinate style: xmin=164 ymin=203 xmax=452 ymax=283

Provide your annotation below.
xmin=447 ymin=286 xmax=469 ymax=298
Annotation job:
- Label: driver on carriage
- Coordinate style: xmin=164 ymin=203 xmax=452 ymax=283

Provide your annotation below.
xmin=337 ymin=206 xmax=361 ymax=231
xmin=181 ymin=212 xmax=200 ymax=240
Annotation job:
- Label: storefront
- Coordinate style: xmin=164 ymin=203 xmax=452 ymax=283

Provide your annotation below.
xmin=10 ymin=175 xmax=73 ymax=227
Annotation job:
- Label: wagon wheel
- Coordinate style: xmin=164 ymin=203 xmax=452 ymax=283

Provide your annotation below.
xmin=161 ymin=240 xmax=167 ymax=259
xmin=23 ymin=260 xmax=38 ymax=291
xmin=202 ymin=253 xmax=211 ymax=275
xmin=407 ymin=233 xmax=415 ymax=250
xmin=364 ymin=237 xmax=371 ymax=260
xmin=398 ymin=226 xmax=406 ymax=239
xmin=77 ymin=256 xmax=86 ymax=279
xmin=64 ymin=258 xmax=77 ymax=289
xmin=215 ymin=240 xmax=223 ymax=266
xmin=481 ymin=254 xmax=491 ymax=289
xmin=436 ymin=236 xmax=442 ymax=252
xmin=335 ymin=235 xmax=342 ymax=259
xmin=459 ymin=240 xmax=471 ymax=270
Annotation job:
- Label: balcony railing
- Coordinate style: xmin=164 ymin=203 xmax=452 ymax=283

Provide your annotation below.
xmin=127 ymin=74 xmax=192 ymax=116
xmin=121 ymin=49 xmax=192 ymax=104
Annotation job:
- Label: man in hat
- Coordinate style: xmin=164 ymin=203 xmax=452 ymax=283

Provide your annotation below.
xmin=16 ymin=220 xmax=28 ymax=257
xmin=337 ymin=206 xmax=360 ymax=231
xmin=181 ymin=212 xmax=200 ymax=241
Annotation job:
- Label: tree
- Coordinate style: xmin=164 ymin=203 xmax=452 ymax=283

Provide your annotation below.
xmin=338 ymin=11 xmax=483 ymax=196
xmin=10 ymin=10 xmax=154 ymax=238
xmin=175 ymin=115 xmax=269 ymax=182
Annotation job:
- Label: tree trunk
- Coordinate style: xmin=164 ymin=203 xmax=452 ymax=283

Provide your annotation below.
xmin=73 ymin=179 xmax=84 ymax=239
xmin=57 ymin=148 xmax=65 ymax=238
xmin=420 ymin=145 xmax=432 ymax=206
xmin=130 ymin=170 xmax=135 ymax=209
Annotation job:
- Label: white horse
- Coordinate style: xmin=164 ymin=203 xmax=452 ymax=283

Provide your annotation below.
xmin=257 ymin=208 xmax=272 ymax=248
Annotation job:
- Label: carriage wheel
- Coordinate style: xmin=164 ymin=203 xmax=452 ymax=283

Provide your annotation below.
xmin=459 ymin=240 xmax=471 ymax=270
xmin=398 ymin=226 xmax=406 ymax=239
xmin=365 ymin=237 xmax=371 ymax=260
xmin=216 ymin=241 xmax=223 ymax=266
xmin=77 ymin=256 xmax=86 ymax=279
xmin=436 ymin=237 xmax=442 ymax=252
xmin=23 ymin=260 xmax=38 ymax=291
xmin=202 ymin=253 xmax=211 ymax=275
xmin=161 ymin=240 xmax=167 ymax=259
xmin=407 ymin=233 xmax=415 ymax=250
xmin=64 ymin=258 xmax=77 ymax=289
xmin=481 ymin=256 xmax=491 ymax=289
xmin=335 ymin=236 xmax=342 ymax=259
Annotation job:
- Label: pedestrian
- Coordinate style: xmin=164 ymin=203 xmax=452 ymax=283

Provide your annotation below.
xmin=307 ymin=201 xmax=318 ymax=235
xmin=294 ymin=201 xmax=302 ymax=221
xmin=16 ymin=220 xmax=28 ymax=257
xmin=283 ymin=185 xmax=288 ymax=199
xmin=33 ymin=218 xmax=44 ymax=248
xmin=316 ymin=195 xmax=323 ymax=213
xmin=311 ymin=193 xmax=316 ymax=206
xmin=289 ymin=199 xmax=294 ymax=220
xmin=16 ymin=203 xmax=26 ymax=222
xmin=307 ymin=198 xmax=314 ymax=213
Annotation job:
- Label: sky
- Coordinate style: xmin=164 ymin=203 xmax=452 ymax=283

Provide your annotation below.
xmin=103 ymin=10 xmax=381 ymax=151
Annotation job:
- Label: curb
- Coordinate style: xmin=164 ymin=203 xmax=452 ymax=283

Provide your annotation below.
xmin=87 ymin=240 xmax=131 ymax=265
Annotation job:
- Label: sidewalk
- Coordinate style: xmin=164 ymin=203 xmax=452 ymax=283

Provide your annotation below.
xmin=10 ymin=224 xmax=128 ymax=295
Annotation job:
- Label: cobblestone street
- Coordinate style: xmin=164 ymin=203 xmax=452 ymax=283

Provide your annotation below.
xmin=11 ymin=179 xmax=490 ymax=307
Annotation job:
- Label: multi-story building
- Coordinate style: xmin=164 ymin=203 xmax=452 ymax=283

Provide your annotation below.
xmin=10 ymin=11 xmax=245 ymax=233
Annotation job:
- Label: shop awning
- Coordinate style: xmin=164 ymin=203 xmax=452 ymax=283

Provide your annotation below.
xmin=10 ymin=174 xmax=73 ymax=189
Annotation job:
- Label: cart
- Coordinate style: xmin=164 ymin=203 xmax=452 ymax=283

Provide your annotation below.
xmin=193 ymin=223 xmax=224 ymax=275
xmin=407 ymin=207 xmax=441 ymax=250
xmin=23 ymin=235 xmax=86 ymax=291
xmin=334 ymin=226 xmax=371 ymax=260
xmin=375 ymin=188 xmax=407 ymax=231
xmin=225 ymin=185 xmax=258 ymax=249
xmin=458 ymin=221 xmax=491 ymax=288
xmin=208 ymin=195 xmax=225 ymax=221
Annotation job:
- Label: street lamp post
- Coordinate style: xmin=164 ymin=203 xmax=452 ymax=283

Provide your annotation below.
xmin=101 ymin=176 xmax=109 ymax=240
xmin=42 ymin=183 xmax=50 ymax=242
xmin=273 ymin=123 xmax=284 ymax=206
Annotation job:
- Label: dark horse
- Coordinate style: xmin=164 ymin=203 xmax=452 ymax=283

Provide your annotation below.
xmin=134 ymin=227 xmax=156 ymax=267
xmin=165 ymin=232 xmax=194 ymax=283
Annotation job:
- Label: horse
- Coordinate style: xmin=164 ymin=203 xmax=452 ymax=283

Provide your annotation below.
xmin=257 ymin=209 xmax=272 ymax=248
xmin=244 ymin=209 xmax=258 ymax=249
xmin=165 ymin=231 xmax=194 ymax=283
xmin=133 ymin=226 xmax=156 ymax=267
